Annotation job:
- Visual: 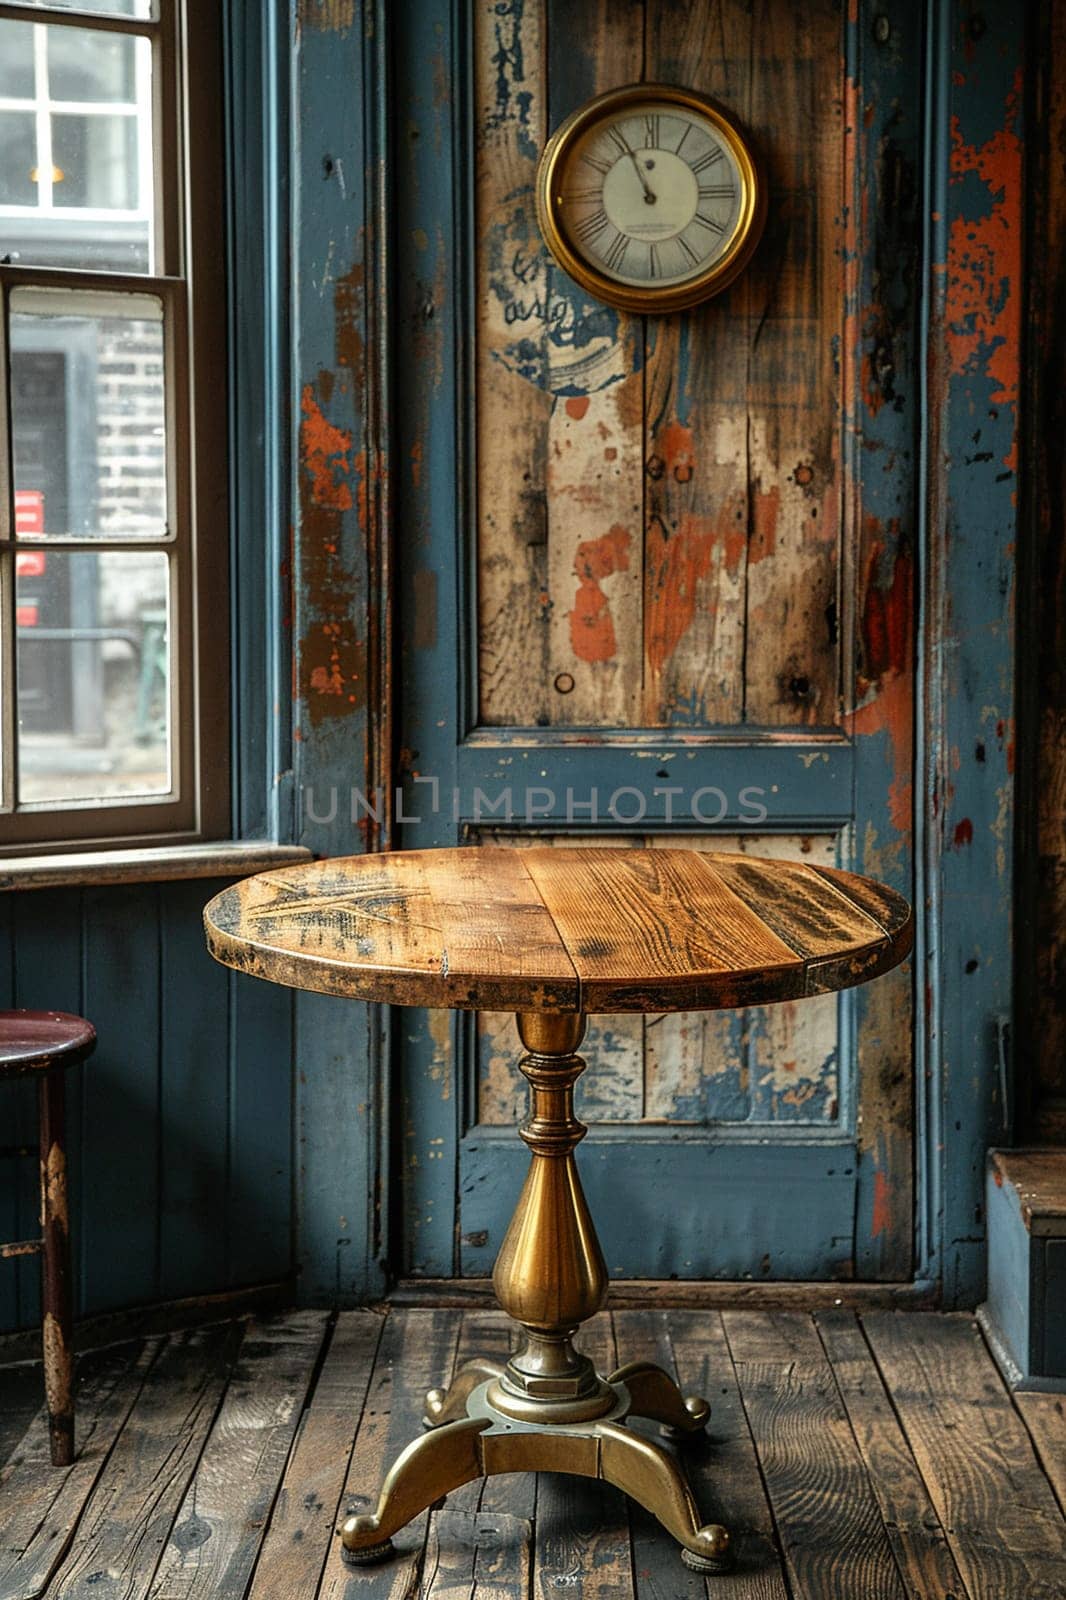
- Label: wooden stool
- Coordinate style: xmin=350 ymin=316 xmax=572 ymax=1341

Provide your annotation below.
xmin=205 ymin=846 xmax=912 ymax=1573
xmin=0 ymin=1009 xmax=96 ymax=1466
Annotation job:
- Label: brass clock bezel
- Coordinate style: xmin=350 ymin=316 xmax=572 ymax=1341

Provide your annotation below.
xmin=535 ymin=82 xmax=765 ymax=314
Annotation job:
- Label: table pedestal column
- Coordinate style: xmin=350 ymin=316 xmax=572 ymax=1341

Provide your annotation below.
xmin=340 ymin=1012 xmax=732 ymax=1573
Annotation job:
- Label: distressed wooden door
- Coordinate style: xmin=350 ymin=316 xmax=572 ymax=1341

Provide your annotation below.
xmin=393 ymin=0 xmax=919 ymax=1281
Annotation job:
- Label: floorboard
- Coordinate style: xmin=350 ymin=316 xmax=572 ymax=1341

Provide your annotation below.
xmin=148 ymin=1310 xmax=328 ymax=1600
xmin=722 ymin=1310 xmax=911 ymax=1600
xmin=50 ymin=1324 xmax=244 ymax=1600
xmin=864 ymin=1311 xmax=1066 ymax=1600
xmin=0 ymin=1340 xmax=158 ymax=1600
xmin=1016 ymin=1390 xmax=1066 ymax=1518
xmin=0 ymin=1304 xmax=1063 ymax=1600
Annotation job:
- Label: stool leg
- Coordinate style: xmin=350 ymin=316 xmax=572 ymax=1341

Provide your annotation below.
xmin=39 ymin=1071 xmax=73 ymax=1467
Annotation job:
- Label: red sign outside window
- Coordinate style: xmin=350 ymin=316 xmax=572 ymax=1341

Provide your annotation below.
xmin=15 ymin=490 xmax=45 ymax=625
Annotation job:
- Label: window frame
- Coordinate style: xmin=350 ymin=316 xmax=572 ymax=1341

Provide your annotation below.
xmin=0 ymin=0 xmax=229 ymax=851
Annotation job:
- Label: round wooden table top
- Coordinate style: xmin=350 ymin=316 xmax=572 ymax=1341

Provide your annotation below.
xmin=203 ymin=846 xmax=911 ymax=1015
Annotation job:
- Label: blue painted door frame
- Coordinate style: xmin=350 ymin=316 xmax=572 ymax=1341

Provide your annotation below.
xmin=270 ymin=0 xmax=1022 ymax=1306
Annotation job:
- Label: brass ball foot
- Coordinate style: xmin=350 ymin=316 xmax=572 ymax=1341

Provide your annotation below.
xmin=679 ymin=1525 xmax=732 ymax=1574
xmin=422 ymin=1386 xmax=446 ymax=1428
xmin=341 ymin=1538 xmax=395 ymax=1567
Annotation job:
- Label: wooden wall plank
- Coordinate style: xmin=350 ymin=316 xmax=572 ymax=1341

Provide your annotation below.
xmin=290 ymin=0 xmax=390 ymax=1306
xmin=81 ymin=886 xmax=162 ymax=1315
xmin=1024 ymin=0 xmax=1066 ymax=1139
xmin=158 ymin=881 xmax=231 ymax=1301
xmin=739 ymin=0 xmax=843 ymax=727
xmin=643 ymin=1 xmax=753 ymax=729
xmin=229 ymin=970 xmax=295 ymax=1290
xmin=474 ymin=0 xmax=553 ymax=727
xmin=545 ymin=1 xmax=645 ymax=729
xmin=929 ymin=0 xmax=1022 ymax=1302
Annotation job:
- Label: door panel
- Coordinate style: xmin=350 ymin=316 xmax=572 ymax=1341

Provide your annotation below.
xmin=393 ymin=0 xmax=919 ymax=1280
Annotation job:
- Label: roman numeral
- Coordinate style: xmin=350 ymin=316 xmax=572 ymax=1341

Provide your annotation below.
xmin=563 ymin=188 xmax=603 ymax=204
xmin=603 ymin=231 xmax=629 ymax=272
xmin=582 ymin=152 xmax=611 ymax=176
xmin=648 ymin=242 xmax=661 ymax=279
xmin=678 ymin=234 xmax=700 ymax=266
xmin=698 ymin=184 xmax=734 ymax=198
xmin=695 ymin=212 xmax=725 ymax=233
xmin=675 ymin=124 xmax=692 ymax=155
xmin=691 ymin=147 xmax=725 ymax=173
xmin=606 ymin=126 xmax=630 ymax=158
xmin=574 ymin=208 xmax=609 ymax=242
xmin=644 ymin=113 xmax=660 ymax=147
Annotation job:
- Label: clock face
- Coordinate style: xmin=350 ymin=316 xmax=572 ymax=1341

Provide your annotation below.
xmin=536 ymin=86 xmax=763 ymax=313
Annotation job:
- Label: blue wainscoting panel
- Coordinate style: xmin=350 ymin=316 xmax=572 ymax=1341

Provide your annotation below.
xmin=460 ymin=1136 xmax=858 ymax=1282
xmin=0 ymin=879 xmax=297 ymax=1335
xmin=158 ymin=880 xmax=232 ymax=1299
xmin=81 ymin=885 xmax=163 ymax=1314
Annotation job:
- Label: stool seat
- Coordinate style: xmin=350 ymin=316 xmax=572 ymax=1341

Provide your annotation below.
xmin=0 ymin=1011 xmax=97 ymax=1077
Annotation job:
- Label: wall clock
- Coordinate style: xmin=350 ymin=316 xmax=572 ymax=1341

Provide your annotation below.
xmin=535 ymin=83 xmax=765 ymax=314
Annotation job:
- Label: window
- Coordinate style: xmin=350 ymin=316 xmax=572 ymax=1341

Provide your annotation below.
xmin=0 ymin=0 xmax=228 ymax=848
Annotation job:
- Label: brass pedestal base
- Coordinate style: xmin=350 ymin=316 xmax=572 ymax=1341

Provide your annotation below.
xmin=339 ymin=1013 xmax=732 ymax=1575
xmin=340 ymin=1365 xmax=729 ymax=1572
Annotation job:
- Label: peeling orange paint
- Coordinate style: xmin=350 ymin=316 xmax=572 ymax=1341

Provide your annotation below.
xmin=946 ymin=70 xmax=1022 ymax=421
xmin=871 ymin=1169 xmax=891 ymax=1239
xmin=300 ymin=385 xmax=353 ymax=510
xmin=646 ymin=513 xmax=715 ymax=680
xmin=848 ymin=670 xmax=912 ymax=789
xmin=748 ymin=485 xmax=781 ymax=565
xmin=888 ymin=778 xmax=912 ymax=834
xmin=658 ymin=420 xmax=695 ymax=482
xmin=860 ymin=532 xmax=911 ymax=685
xmin=569 ymin=525 xmax=630 ymax=663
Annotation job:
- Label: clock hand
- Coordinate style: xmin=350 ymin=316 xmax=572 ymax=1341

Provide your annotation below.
xmin=616 ymin=130 xmax=657 ymax=204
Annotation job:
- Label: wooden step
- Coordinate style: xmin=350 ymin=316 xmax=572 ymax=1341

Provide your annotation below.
xmin=981 ymin=1148 xmax=1066 ymax=1389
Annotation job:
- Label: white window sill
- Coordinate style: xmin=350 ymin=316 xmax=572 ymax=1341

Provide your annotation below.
xmin=0 ymin=840 xmax=313 ymax=892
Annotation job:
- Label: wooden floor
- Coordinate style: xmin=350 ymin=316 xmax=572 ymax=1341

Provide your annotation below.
xmin=1 ymin=1306 xmax=1065 ymax=1599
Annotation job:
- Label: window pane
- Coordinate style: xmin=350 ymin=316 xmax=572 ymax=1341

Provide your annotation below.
xmin=0 ymin=22 xmax=35 ymax=99
xmin=0 ymin=24 xmax=152 ymax=271
xmin=11 ymin=287 xmax=167 ymax=540
xmin=0 ymin=2 xmax=154 ymax=16
xmin=52 ymin=113 xmax=138 ymax=208
xmin=16 ymin=549 xmax=171 ymax=803
xmin=48 ymin=26 xmax=138 ymax=103
xmin=0 ymin=112 xmax=38 ymax=207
